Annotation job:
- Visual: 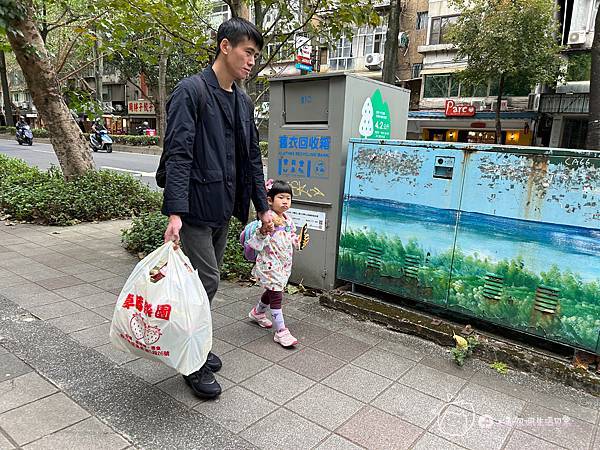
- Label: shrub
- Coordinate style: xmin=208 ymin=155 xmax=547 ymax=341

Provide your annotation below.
xmin=0 ymin=154 xmax=162 ymax=225
xmin=0 ymin=126 xmax=16 ymax=134
xmin=122 ymin=212 xmax=168 ymax=255
xmin=32 ymin=128 xmax=50 ymax=138
xmin=112 ymin=135 xmax=160 ymax=146
xmin=121 ymin=212 xmax=253 ymax=280
xmin=259 ymin=141 xmax=268 ymax=157
xmin=221 ymin=219 xmax=253 ymax=280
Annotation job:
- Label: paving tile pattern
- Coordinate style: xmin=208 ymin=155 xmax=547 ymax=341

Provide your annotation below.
xmin=1 ymin=220 xmax=599 ymax=449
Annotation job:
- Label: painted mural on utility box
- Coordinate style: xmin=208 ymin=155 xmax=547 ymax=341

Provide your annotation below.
xmin=338 ymin=139 xmax=600 ymax=354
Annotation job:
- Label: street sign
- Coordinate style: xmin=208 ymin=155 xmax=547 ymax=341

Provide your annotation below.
xmin=295 ymin=63 xmax=313 ymax=72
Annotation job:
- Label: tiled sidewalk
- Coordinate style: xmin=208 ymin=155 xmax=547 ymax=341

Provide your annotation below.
xmin=0 ymin=220 xmax=599 ymax=449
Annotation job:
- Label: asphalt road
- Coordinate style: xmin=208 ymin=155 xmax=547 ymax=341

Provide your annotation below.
xmin=0 ymin=138 xmax=161 ymax=190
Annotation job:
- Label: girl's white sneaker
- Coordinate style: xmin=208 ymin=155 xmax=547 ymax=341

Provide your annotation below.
xmin=274 ymin=328 xmax=298 ymax=347
xmin=248 ymin=307 xmax=273 ymax=328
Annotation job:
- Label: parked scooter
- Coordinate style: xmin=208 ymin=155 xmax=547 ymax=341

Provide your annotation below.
xmin=16 ymin=125 xmax=33 ymax=146
xmin=90 ymin=130 xmax=113 ymax=153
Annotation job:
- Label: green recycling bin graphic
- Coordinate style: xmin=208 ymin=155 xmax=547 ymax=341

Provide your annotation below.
xmin=359 ymin=89 xmax=391 ymax=139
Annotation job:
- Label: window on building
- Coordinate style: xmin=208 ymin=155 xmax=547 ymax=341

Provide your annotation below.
xmin=354 ymin=25 xmax=387 ymax=56
xmin=423 ymin=73 xmax=460 ymax=97
xmin=561 ymin=118 xmax=587 ymax=148
xmin=266 ymin=38 xmax=295 ymax=62
xmin=416 ymin=12 xmax=428 ymax=30
xmin=102 ymin=85 xmax=111 ymax=102
xmin=429 ymin=15 xmax=458 ymax=45
xmin=210 ymin=2 xmax=230 ymax=29
xmin=328 ymin=36 xmax=354 ymax=70
xmin=490 ymin=73 xmax=531 ymax=97
xmin=411 ymin=63 xmax=423 ymax=79
xmin=566 ymin=53 xmax=591 ymax=81
xmin=460 ymin=82 xmax=487 ymax=97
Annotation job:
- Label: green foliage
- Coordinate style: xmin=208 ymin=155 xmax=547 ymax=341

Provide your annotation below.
xmin=111 ymin=134 xmax=160 ymax=146
xmin=0 ymin=126 xmax=16 ymax=134
xmin=447 ymin=0 xmax=564 ymax=91
xmin=0 ymin=0 xmax=28 ymax=31
xmin=338 ymin=229 xmax=600 ymax=352
xmin=221 ymin=219 xmax=253 ymax=280
xmin=259 ymin=141 xmax=268 ymax=158
xmin=0 ymin=154 xmax=162 ymax=225
xmin=122 ymin=211 xmax=168 ymax=255
xmin=32 ymin=128 xmax=49 ymax=138
xmin=490 ymin=361 xmax=509 ymax=374
xmin=121 ymin=213 xmax=253 ymax=280
xmin=566 ymin=53 xmax=592 ymax=82
xmin=451 ymin=336 xmax=479 ymax=366
xmin=65 ymin=88 xmax=104 ymax=119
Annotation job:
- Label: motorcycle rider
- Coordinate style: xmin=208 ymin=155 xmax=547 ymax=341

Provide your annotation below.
xmin=16 ymin=116 xmax=28 ymax=133
xmin=137 ymin=121 xmax=149 ymax=135
xmin=91 ymin=118 xmax=106 ymax=146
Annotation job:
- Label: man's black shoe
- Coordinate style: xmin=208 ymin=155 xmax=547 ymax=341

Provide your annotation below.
xmin=206 ymin=351 xmax=222 ymax=372
xmin=183 ymin=365 xmax=221 ymax=399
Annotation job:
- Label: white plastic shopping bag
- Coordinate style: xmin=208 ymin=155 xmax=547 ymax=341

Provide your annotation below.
xmin=110 ymin=241 xmax=212 ymax=376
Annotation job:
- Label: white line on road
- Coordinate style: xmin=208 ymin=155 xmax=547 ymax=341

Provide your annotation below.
xmin=101 ymin=166 xmax=156 ymax=177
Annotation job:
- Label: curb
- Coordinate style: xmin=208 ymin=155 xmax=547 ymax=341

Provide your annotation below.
xmin=320 ymin=289 xmax=600 ymax=397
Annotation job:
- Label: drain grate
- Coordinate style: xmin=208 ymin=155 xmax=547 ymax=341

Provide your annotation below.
xmin=404 ymin=254 xmax=421 ymax=280
xmin=482 ymin=273 xmax=504 ymax=301
xmin=534 ymin=285 xmax=560 ymax=314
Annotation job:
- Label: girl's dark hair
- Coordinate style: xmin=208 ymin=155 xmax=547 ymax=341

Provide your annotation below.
xmin=216 ymin=17 xmax=264 ymax=58
xmin=267 ymin=180 xmax=293 ymax=199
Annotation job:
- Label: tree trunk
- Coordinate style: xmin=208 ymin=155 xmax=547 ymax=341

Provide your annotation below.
xmin=93 ymin=30 xmax=104 ymax=108
xmin=383 ymin=0 xmax=402 ymax=85
xmin=6 ymin=1 xmax=94 ymax=179
xmin=495 ymin=73 xmax=505 ymax=144
xmin=586 ymin=7 xmax=600 ymax=150
xmin=157 ymin=36 xmax=168 ymax=144
xmin=0 ymin=51 xmax=14 ymax=127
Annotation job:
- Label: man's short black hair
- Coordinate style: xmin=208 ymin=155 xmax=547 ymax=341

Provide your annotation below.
xmin=216 ymin=17 xmax=263 ymax=58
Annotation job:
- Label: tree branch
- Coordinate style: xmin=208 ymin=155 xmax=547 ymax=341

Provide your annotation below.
xmin=57 ymin=35 xmax=159 ymax=83
xmin=126 ymin=0 xmax=198 ymax=47
xmin=54 ymin=10 xmax=109 ymax=75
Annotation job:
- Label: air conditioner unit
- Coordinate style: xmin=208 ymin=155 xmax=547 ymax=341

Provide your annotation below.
xmin=527 ymin=93 xmax=541 ymax=111
xmin=567 ymin=31 xmax=586 ymax=45
xmin=365 ymin=53 xmax=383 ymax=70
xmin=490 ymin=100 xmax=508 ymax=111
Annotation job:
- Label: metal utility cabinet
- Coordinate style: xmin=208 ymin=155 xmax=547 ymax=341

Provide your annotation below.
xmin=339 ymin=139 xmax=600 ymax=355
xmin=268 ymin=73 xmax=410 ymax=290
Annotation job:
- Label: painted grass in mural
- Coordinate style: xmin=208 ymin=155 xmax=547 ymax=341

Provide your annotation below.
xmin=338 ymin=228 xmax=600 ymax=353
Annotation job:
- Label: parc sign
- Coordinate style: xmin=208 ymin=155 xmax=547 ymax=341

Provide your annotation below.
xmin=445 ymin=99 xmax=476 ymax=117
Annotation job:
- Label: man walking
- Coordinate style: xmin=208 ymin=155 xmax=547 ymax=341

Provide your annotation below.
xmin=162 ymin=17 xmax=271 ymax=399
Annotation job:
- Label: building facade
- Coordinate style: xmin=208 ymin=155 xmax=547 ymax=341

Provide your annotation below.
xmin=408 ymin=0 xmax=535 ymax=144
xmin=535 ymin=0 xmax=598 ymax=148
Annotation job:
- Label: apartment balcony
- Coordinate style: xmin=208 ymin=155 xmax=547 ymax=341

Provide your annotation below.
xmin=417 ymin=43 xmax=454 ymax=54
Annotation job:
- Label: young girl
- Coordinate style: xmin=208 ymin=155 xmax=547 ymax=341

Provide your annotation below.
xmin=247 ymin=179 xmax=308 ymax=347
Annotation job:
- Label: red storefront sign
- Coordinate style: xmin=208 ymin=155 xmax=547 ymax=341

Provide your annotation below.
xmin=445 ymin=99 xmax=476 ymax=117
xmin=128 ymin=100 xmax=155 ymax=115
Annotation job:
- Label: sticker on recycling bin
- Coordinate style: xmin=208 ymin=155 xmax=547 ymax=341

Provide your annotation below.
xmin=359 ymin=89 xmax=391 ymax=139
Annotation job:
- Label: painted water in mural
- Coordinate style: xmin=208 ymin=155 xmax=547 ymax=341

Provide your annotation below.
xmin=339 ymin=141 xmax=600 ymax=353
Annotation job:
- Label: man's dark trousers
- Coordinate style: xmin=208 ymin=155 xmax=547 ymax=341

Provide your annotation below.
xmin=180 ymin=221 xmax=228 ymax=303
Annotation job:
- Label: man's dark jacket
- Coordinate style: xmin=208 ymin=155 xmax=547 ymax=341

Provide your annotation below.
xmin=162 ymin=67 xmax=269 ymax=226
